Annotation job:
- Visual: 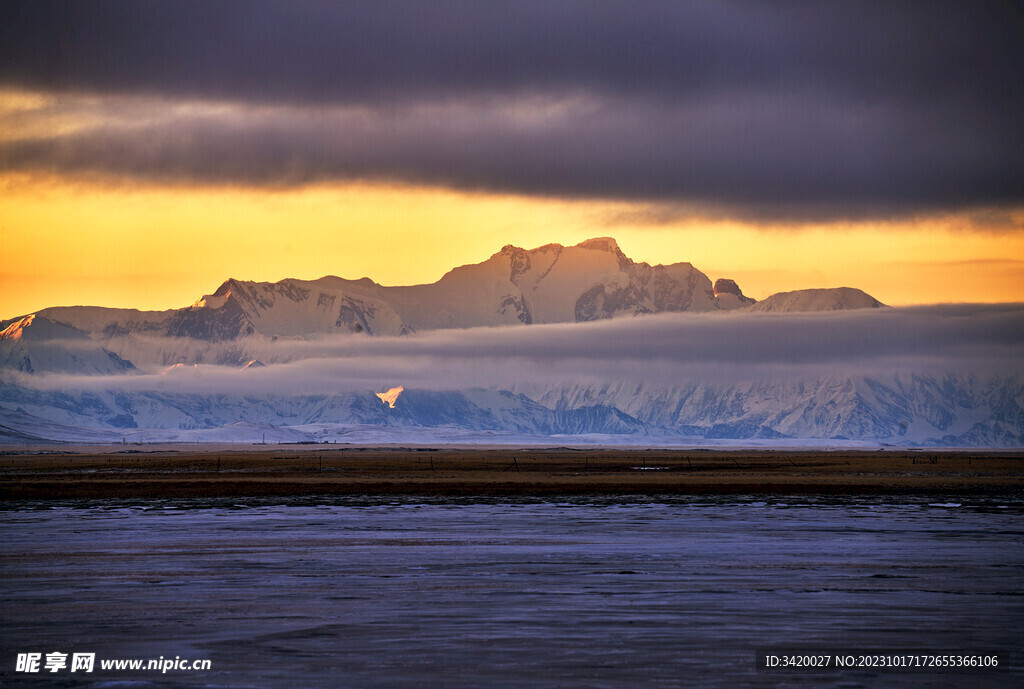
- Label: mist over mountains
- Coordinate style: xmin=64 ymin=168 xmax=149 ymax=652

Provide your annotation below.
xmin=1 ymin=239 xmax=1021 ymax=447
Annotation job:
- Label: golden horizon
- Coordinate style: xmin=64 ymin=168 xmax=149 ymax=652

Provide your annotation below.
xmin=2 ymin=174 xmax=1022 ymax=318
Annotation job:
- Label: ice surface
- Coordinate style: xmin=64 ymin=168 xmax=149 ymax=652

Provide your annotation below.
xmin=2 ymin=498 xmax=1021 ymax=688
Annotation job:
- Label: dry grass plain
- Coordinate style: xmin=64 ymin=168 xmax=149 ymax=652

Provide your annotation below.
xmin=1 ymin=445 xmax=1022 ymax=499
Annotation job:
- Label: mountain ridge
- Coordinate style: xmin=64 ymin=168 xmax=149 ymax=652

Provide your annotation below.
xmin=0 ymin=258 xmax=1018 ymax=447
xmin=2 ymin=373 xmax=1018 ymax=447
xmin=3 ymin=238 xmax=886 ymax=354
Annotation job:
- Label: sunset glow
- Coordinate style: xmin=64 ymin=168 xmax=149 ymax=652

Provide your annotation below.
xmin=1 ymin=3 xmax=1021 ymax=320
xmin=2 ymin=171 xmax=1022 ymax=318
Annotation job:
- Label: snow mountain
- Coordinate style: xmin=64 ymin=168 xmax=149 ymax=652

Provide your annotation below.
xmin=0 ymin=373 xmax=1019 ymax=447
xmin=7 ymin=236 xmax=1006 ymax=448
xmin=0 ymin=315 xmax=136 ymax=375
xmin=26 ymin=237 xmax=744 ymax=344
xmin=171 ymin=236 xmax=747 ymax=339
xmin=747 ymin=287 xmax=884 ymax=312
xmin=5 ymin=238 xmax=884 ymax=366
xmin=0 ymin=385 xmax=654 ymax=440
xmin=531 ymin=375 xmax=1024 ymax=447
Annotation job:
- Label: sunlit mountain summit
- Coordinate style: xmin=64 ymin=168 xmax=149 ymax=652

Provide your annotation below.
xmin=5 ymin=238 xmax=883 ymax=355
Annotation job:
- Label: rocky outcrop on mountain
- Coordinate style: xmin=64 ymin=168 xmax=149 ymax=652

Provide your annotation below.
xmin=712 ymin=278 xmax=756 ymax=308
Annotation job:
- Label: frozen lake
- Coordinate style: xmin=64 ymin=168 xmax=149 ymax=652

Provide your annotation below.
xmin=2 ymin=496 xmax=1022 ymax=688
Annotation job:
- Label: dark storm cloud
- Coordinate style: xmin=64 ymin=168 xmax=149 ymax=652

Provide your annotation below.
xmin=1 ymin=0 xmax=1022 ymax=218
xmin=3 ymin=1 xmax=1020 ymax=108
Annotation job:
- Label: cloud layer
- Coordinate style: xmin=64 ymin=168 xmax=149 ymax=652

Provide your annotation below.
xmin=2 ymin=1 xmax=1022 ymax=220
xmin=7 ymin=305 xmax=1023 ymax=396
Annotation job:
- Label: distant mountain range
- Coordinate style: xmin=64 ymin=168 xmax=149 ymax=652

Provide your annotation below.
xmin=3 ymin=238 xmax=1020 ymax=448
xmin=1 ymin=373 xmax=1019 ymax=448
xmin=1 ymin=237 xmax=881 ymax=371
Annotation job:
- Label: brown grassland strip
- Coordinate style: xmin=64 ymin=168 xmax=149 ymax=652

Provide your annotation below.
xmin=1 ymin=447 xmax=1021 ymax=499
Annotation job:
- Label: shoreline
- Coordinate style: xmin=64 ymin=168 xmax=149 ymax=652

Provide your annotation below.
xmin=2 ymin=448 xmax=1022 ymax=500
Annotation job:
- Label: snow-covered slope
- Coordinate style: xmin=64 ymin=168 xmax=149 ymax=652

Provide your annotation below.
xmin=0 ymin=315 xmax=136 ymax=375
xmin=1 ymin=372 xmax=1020 ymax=447
xmin=0 ymin=409 xmax=125 ymax=444
xmin=533 ymin=374 xmax=1023 ymax=447
xmin=0 ymin=385 xmax=657 ymax=439
xmin=747 ymin=287 xmax=885 ymax=312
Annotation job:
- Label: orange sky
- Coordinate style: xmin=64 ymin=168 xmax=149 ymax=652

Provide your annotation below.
xmin=2 ymin=172 xmax=1022 ymax=318
xmin=3 ymin=3 xmax=1023 ymax=323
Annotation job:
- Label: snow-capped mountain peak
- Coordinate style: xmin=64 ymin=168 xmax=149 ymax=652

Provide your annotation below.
xmin=748 ymin=287 xmax=885 ymax=312
xmin=0 ymin=315 xmax=135 ymax=375
xmin=1 ymin=314 xmax=89 ymax=342
xmin=574 ymin=236 xmax=623 ymax=254
xmin=155 ymin=237 xmax=752 ymax=344
xmin=5 ymin=238 xmax=886 ymax=372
